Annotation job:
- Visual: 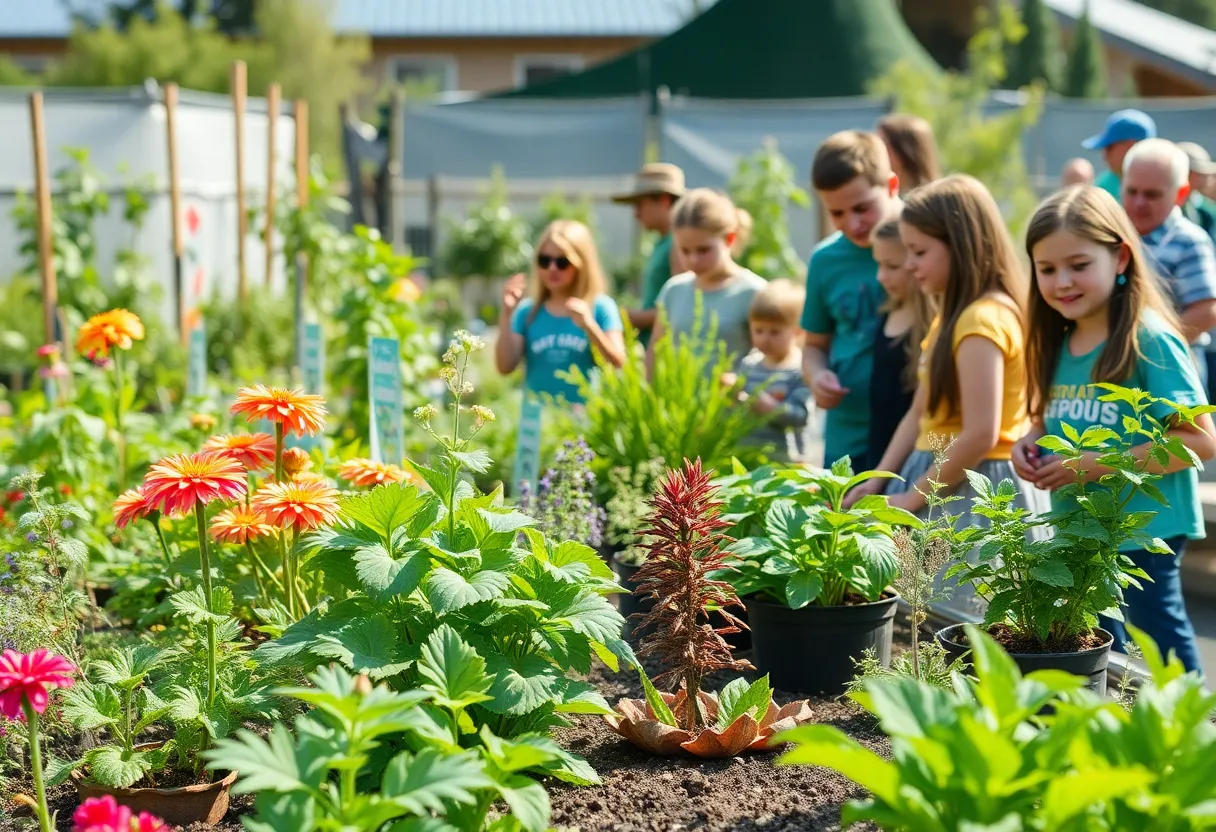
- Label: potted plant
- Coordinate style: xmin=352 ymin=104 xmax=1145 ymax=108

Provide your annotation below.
xmin=936 ymin=385 xmax=1212 ymax=694
xmin=725 ymin=457 xmax=918 ymax=694
xmin=605 ymin=459 xmax=812 ymax=757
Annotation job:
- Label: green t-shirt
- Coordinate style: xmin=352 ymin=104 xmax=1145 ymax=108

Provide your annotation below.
xmin=638 ymin=234 xmax=673 ymax=348
xmin=1183 ymin=193 xmax=1216 ymax=243
xmin=1043 ymin=313 xmax=1207 ymax=549
xmin=1095 ymin=168 xmax=1121 ymax=201
xmin=800 ymin=232 xmax=885 ymax=468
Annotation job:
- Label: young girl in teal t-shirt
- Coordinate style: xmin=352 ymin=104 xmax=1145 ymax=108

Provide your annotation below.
xmin=495 ymin=220 xmax=625 ymax=403
xmin=1014 ymin=185 xmax=1216 ymax=673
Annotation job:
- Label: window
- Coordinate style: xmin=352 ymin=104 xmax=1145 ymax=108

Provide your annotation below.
xmin=514 ymin=54 xmax=585 ymax=88
xmin=387 ymin=56 xmax=458 ymax=94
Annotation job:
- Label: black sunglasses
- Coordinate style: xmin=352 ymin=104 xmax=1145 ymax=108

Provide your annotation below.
xmin=537 ymin=254 xmax=573 ymax=271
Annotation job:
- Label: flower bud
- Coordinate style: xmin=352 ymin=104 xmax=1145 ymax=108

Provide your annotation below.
xmin=282 ymin=447 xmax=313 ymax=476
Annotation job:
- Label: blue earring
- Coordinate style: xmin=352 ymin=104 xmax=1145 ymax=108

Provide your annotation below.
xmin=1116 ymin=273 xmax=1128 ymax=286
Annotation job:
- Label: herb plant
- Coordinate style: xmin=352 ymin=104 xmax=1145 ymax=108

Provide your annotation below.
xmin=948 ymin=385 xmax=1216 ymax=652
xmin=517 ymin=438 xmax=606 ymax=549
xmin=602 ymin=458 xmax=666 ymax=564
xmin=258 ymin=334 xmax=633 ymax=779
xmin=726 ymin=458 xmax=917 ymax=609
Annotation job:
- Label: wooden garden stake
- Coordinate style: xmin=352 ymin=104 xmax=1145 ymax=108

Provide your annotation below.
xmin=164 ymin=82 xmax=186 ymax=342
xmin=29 ymin=91 xmax=57 ymax=349
xmin=232 ymin=60 xmax=248 ymax=299
xmin=293 ymin=98 xmax=309 ymax=373
xmin=264 ymin=82 xmax=280 ymax=287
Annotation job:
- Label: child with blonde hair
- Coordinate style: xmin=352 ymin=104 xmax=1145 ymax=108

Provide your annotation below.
xmin=721 ymin=279 xmax=812 ymax=462
xmin=865 ymin=217 xmax=933 ymax=468
xmin=1015 ymin=184 xmax=1216 ymax=672
xmin=495 ymin=219 xmax=625 ymax=403
xmin=647 ymin=189 xmax=766 ymax=373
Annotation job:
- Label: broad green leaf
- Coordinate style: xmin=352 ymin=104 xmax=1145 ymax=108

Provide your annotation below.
xmin=785 ymin=572 xmax=823 ymax=609
xmin=844 ymin=469 xmax=901 ymax=493
xmin=83 ymin=746 xmax=153 ymax=789
xmin=479 ymin=727 xmax=559 ymax=773
xmin=1041 ymin=769 xmax=1154 ymax=827
xmin=726 ymin=536 xmax=775 ymax=558
xmin=484 ymin=654 xmax=564 ymax=716
xmin=547 ymin=590 xmax=626 ymax=646
xmin=493 ymin=775 xmax=551 ymax=832
xmin=425 ymin=568 xmax=510 ymax=613
xmin=717 ymin=675 xmax=772 ymax=728
xmin=417 ymin=624 xmax=493 ymax=710
xmin=450 ymin=448 xmax=492 ymax=474
xmin=254 ymin=598 xmax=372 ymax=666
xmin=342 ymin=482 xmax=436 ymax=540
xmin=169 ymin=586 xmax=231 ymax=625
xmin=1028 ymin=561 xmax=1074 ymax=588
xmin=476 ymin=508 xmax=535 ymax=535
xmin=554 ymin=680 xmax=614 ymax=716
xmin=62 ymin=684 xmax=121 ymax=731
xmin=764 ymin=500 xmax=812 ymax=549
xmin=638 ymin=666 xmax=677 ymax=727
xmin=312 ymin=616 xmax=418 ymax=680
xmin=774 ymin=725 xmax=900 ymax=805
xmin=382 ymin=747 xmax=492 ymax=813
xmin=355 ymin=543 xmax=431 ymax=602
xmin=204 ymin=725 xmax=314 ymax=794
xmin=548 ymin=540 xmax=615 ymax=582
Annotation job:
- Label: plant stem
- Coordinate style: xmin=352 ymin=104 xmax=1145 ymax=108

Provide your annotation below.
xmin=24 ymin=702 xmax=50 ymax=832
xmin=245 ymin=540 xmax=282 ymax=595
xmin=194 ymin=501 xmax=217 ymax=711
xmin=123 ymin=688 xmax=134 ymax=753
xmin=274 ymin=422 xmax=285 ymax=483
xmin=113 ymin=350 xmax=128 ymax=491
xmin=290 ymin=528 xmax=303 ymax=612
xmin=279 ymin=533 xmax=294 ymax=618
xmin=150 ymin=517 xmax=173 ymax=567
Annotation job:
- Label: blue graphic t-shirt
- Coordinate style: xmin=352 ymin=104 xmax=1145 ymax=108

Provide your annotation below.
xmin=511 ymin=295 xmax=622 ymax=403
xmin=1043 ymin=312 xmax=1208 ymax=548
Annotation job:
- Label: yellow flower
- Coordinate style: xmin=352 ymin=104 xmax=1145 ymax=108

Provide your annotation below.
xmin=76 ymin=309 xmax=145 ymax=357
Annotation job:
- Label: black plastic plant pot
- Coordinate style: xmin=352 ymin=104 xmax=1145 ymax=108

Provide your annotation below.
xmin=710 ymin=606 xmax=752 ymax=653
xmin=613 ymin=553 xmax=655 ymax=640
xmin=935 ymin=623 xmax=1114 ymax=695
xmin=746 ymin=594 xmax=898 ymax=695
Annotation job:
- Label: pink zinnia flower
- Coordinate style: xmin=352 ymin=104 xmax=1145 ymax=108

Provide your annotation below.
xmin=142 ymin=452 xmax=248 ymax=517
xmin=73 ymin=795 xmax=167 ymax=832
xmin=0 ymin=648 xmax=76 ymax=721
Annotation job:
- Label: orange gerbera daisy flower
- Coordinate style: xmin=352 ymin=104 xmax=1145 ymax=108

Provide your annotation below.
xmin=112 ymin=487 xmax=156 ymax=529
xmin=202 ymin=433 xmax=276 ymax=471
xmin=230 ymin=385 xmax=327 ymax=437
xmin=143 ymin=452 xmax=248 ymax=517
xmin=282 ymin=447 xmax=313 ymax=476
xmin=210 ymin=506 xmax=276 ymax=545
xmin=76 ymin=309 xmax=145 ymax=358
xmin=251 ymin=479 xmax=340 ymax=532
xmin=338 ymin=459 xmax=410 ymax=488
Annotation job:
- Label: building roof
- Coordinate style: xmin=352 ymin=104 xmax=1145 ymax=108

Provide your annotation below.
xmin=0 ymin=0 xmax=714 ymax=39
xmin=1045 ymin=0 xmax=1216 ymax=88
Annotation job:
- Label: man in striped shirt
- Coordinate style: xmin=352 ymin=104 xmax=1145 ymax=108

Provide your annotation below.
xmin=1123 ymin=138 xmax=1216 ymax=386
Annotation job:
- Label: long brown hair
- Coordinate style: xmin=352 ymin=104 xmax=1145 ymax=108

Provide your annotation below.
xmin=1025 ymin=185 xmax=1182 ymax=419
xmin=901 ymin=175 xmax=1029 ymax=417
xmin=872 ymin=217 xmax=934 ymax=390
xmin=878 ymin=114 xmax=942 ymax=192
xmin=527 ymin=219 xmax=606 ymax=324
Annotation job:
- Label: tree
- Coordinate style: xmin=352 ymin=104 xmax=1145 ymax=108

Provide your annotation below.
xmin=871 ymin=0 xmax=1044 ymax=233
xmin=69 ymin=0 xmax=257 ymax=35
xmin=1135 ymin=0 xmax=1216 ymax=30
xmin=1062 ymin=3 xmax=1108 ymax=98
xmin=1006 ymin=0 xmax=1062 ymax=90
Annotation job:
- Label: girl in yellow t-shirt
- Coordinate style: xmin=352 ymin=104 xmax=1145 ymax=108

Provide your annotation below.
xmin=848 ymin=174 xmax=1049 ymax=616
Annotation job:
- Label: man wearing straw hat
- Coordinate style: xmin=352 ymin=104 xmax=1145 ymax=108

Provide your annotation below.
xmin=613 ymin=163 xmax=686 ymax=347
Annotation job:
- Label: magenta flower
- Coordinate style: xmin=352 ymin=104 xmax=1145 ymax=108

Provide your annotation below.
xmin=0 ymin=648 xmax=76 ymax=721
xmin=73 ymin=796 xmax=167 ymax=832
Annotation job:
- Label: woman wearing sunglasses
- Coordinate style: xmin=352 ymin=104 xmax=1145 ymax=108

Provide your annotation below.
xmin=495 ymin=219 xmax=625 ymax=403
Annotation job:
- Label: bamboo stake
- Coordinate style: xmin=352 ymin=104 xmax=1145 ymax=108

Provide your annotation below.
xmin=29 ymin=91 xmax=57 ymax=348
xmin=165 ymin=82 xmax=186 ymax=342
xmin=232 ymin=60 xmax=248 ymax=298
xmin=264 ymin=82 xmax=280 ymax=287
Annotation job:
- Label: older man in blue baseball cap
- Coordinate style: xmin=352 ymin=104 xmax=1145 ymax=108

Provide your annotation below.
xmin=1083 ymin=109 xmax=1158 ymax=200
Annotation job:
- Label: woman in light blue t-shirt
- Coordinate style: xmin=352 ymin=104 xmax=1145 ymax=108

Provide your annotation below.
xmin=494 ymin=220 xmax=625 ymax=403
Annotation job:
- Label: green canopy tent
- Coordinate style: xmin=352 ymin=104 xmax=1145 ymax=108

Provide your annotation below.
xmin=497 ymin=0 xmax=939 ymax=101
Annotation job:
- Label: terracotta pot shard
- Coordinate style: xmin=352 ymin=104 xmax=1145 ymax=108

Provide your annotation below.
xmin=604 ymin=689 xmax=813 ymax=758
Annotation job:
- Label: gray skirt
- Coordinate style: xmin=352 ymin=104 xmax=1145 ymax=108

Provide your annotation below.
xmin=885 ymin=450 xmax=1051 ymax=621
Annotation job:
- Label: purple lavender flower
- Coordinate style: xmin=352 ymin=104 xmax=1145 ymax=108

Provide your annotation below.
xmin=518 ymin=438 xmax=604 ymax=548
xmin=24 ymin=532 xmax=38 ymax=544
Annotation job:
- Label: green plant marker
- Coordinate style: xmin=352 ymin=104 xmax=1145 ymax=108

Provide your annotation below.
xmin=293 ymin=323 xmax=325 ymax=452
xmin=368 ymin=335 xmax=404 ymax=464
xmin=186 ymin=320 xmax=207 ymax=400
xmin=513 ymin=396 xmax=543 ymax=494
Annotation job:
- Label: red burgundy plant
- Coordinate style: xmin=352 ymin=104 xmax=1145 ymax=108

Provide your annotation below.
xmin=606 ymin=459 xmax=812 ymax=757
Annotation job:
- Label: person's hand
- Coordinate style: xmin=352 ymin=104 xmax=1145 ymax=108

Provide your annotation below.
xmin=751 ymin=391 xmax=780 ymax=414
xmin=1011 ymin=434 xmax=1044 ymax=483
xmin=1032 ymin=452 xmax=1099 ymax=491
xmin=842 ymin=478 xmax=884 ymax=508
xmin=563 ymin=297 xmax=594 ymax=329
xmin=719 ymin=372 xmax=739 ymax=389
xmin=885 ymin=490 xmax=920 ymax=512
xmin=811 ymin=370 xmax=849 ymax=410
xmin=501 ymin=274 xmax=526 ymax=316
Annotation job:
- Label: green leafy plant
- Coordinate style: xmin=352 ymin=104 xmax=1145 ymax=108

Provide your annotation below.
xmin=206 ymin=643 xmax=570 ymax=832
xmin=776 ymin=623 xmax=1216 ymax=831
xmin=949 ymin=385 xmax=1216 ymax=653
xmin=257 ymin=333 xmax=634 ymax=777
xmin=712 ymin=459 xmax=822 ymax=542
xmin=728 ymin=138 xmax=810 ymax=280
xmin=603 ymin=458 xmax=666 ymax=565
xmin=562 ymin=302 xmax=771 ymax=492
xmin=59 ymin=645 xmax=173 ymax=788
xmin=441 ymin=166 xmax=533 ymax=282
xmin=726 ymin=458 xmax=917 ymax=609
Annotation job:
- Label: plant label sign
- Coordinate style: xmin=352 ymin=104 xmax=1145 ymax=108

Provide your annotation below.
xmin=302 ymin=323 xmax=324 ymax=396
xmin=368 ymin=335 xmax=404 ymax=465
xmin=513 ymin=396 xmax=543 ymax=495
xmin=186 ymin=320 xmax=207 ymax=400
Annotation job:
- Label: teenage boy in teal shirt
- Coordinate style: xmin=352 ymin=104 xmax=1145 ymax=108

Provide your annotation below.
xmin=801 ymin=131 xmax=902 ymax=468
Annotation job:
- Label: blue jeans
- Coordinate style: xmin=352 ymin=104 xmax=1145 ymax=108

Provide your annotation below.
xmin=1099 ymin=536 xmax=1203 ymax=675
